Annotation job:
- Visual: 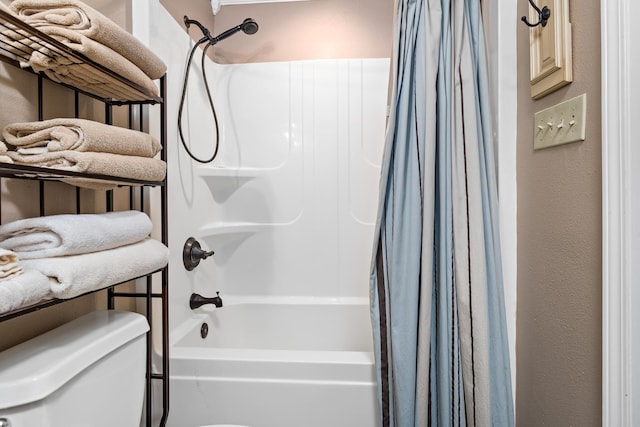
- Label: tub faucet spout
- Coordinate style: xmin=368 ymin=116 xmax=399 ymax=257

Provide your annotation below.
xmin=190 ymin=292 xmax=223 ymax=309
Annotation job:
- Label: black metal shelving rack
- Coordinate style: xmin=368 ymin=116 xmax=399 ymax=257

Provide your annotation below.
xmin=0 ymin=9 xmax=169 ymax=426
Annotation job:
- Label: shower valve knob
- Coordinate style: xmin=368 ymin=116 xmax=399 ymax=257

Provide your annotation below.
xmin=183 ymin=237 xmax=214 ymax=271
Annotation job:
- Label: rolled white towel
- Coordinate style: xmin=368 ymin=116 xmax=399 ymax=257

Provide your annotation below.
xmin=21 ymin=238 xmax=169 ymax=299
xmin=0 ymin=269 xmax=51 ymax=314
xmin=0 ymin=210 xmax=152 ymax=259
xmin=0 ymin=248 xmax=23 ymax=281
xmin=0 ymin=141 xmax=12 ymax=164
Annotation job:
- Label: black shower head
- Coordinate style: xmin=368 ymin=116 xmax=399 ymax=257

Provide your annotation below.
xmin=241 ymin=18 xmax=259 ymax=35
xmin=183 ymin=16 xmax=259 ymax=46
xmin=209 ymin=17 xmax=259 ymax=45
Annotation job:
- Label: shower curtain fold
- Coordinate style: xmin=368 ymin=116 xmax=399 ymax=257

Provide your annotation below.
xmin=369 ymin=0 xmax=513 ymax=426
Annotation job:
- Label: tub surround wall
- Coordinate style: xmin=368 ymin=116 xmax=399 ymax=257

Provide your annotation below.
xmin=174 ymin=57 xmax=388 ymax=310
xmin=192 ymin=59 xmax=388 ymax=299
xmin=136 ymin=0 xmax=387 ymax=347
xmin=176 ymin=57 xmax=388 ymax=321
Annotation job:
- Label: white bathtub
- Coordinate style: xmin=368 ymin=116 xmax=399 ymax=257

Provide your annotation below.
xmin=166 ymin=298 xmax=380 ymax=427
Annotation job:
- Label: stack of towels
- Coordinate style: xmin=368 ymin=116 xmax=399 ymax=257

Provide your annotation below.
xmin=0 ymin=210 xmax=169 ymax=314
xmin=0 ymin=117 xmax=166 ymax=188
xmin=2 ymin=0 xmax=166 ymax=100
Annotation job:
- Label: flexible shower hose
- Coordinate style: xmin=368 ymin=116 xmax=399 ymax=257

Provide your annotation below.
xmin=177 ymin=40 xmax=220 ymax=164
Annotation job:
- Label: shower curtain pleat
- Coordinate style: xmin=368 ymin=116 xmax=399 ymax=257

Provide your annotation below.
xmin=369 ymin=0 xmax=514 ymax=426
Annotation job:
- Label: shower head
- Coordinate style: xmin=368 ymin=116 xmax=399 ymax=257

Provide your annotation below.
xmin=213 ymin=18 xmax=259 ymax=43
xmin=241 ymin=18 xmax=259 ymax=35
xmin=183 ymin=16 xmax=259 ymax=46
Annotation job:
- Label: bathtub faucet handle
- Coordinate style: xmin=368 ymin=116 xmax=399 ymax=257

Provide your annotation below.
xmin=183 ymin=237 xmax=214 ymax=271
xmin=199 ymin=248 xmax=215 ymax=259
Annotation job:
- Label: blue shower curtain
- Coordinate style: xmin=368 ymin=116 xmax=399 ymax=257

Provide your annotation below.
xmin=370 ymin=0 xmax=513 ymax=426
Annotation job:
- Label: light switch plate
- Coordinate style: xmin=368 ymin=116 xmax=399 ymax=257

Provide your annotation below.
xmin=534 ymin=93 xmax=587 ymax=150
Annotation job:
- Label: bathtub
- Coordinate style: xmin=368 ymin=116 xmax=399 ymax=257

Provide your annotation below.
xmin=166 ymin=297 xmax=380 ymax=427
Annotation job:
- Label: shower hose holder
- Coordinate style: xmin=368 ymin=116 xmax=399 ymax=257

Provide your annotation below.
xmin=183 ymin=237 xmax=214 ymax=271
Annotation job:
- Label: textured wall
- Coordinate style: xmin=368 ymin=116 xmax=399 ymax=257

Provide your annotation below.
xmin=516 ymin=0 xmax=602 ymax=424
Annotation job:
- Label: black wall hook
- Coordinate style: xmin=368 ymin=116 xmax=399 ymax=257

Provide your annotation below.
xmin=522 ymin=0 xmax=551 ymax=27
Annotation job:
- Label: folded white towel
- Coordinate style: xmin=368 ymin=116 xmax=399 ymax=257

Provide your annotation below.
xmin=0 ymin=268 xmax=51 ymax=314
xmin=0 ymin=210 xmax=152 ymax=259
xmin=0 ymin=248 xmax=23 ymax=281
xmin=21 ymin=238 xmax=169 ymax=299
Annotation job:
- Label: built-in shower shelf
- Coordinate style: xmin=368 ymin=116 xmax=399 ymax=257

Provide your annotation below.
xmin=197 ymin=167 xmax=262 ymax=196
xmin=197 ymin=166 xmax=262 ymax=179
xmin=199 ymin=222 xmax=266 ymax=240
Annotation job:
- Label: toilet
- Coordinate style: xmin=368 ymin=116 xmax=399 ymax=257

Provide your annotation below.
xmin=0 ymin=310 xmax=149 ymax=426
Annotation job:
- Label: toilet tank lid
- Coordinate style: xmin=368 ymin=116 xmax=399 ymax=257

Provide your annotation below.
xmin=0 ymin=310 xmax=149 ymax=409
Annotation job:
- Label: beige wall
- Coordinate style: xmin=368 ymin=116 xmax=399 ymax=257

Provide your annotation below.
xmin=0 ymin=0 xmax=137 ymax=352
xmin=160 ymin=0 xmax=393 ymax=63
xmin=516 ymin=1 xmax=602 ymax=425
xmin=1 ymin=0 xmax=605 ymax=421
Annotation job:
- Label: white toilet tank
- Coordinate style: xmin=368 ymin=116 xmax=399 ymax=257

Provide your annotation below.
xmin=0 ymin=310 xmax=149 ymax=426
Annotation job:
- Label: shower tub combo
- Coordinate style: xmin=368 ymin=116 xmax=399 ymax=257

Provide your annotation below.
xmin=153 ymin=3 xmax=389 ymax=422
